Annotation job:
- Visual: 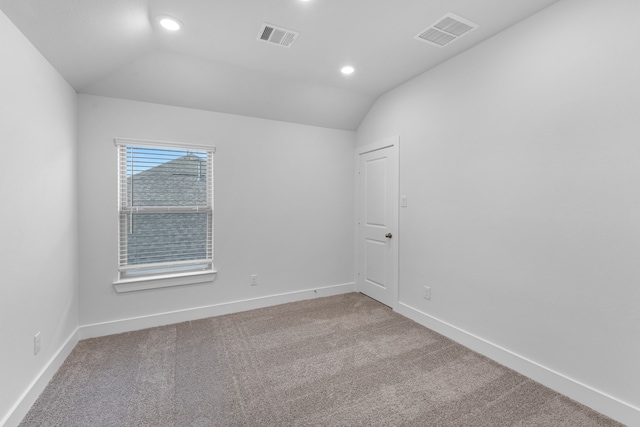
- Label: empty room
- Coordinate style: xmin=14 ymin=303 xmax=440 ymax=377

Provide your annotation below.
xmin=1 ymin=0 xmax=638 ymax=425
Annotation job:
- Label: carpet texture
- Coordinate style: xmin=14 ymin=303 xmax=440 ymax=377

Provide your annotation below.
xmin=20 ymin=293 xmax=623 ymax=426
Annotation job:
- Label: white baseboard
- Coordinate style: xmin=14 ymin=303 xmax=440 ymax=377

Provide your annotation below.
xmin=2 ymin=283 xmax=355 ymax=427
xmin=81 ymin=282 xmax=356 ymax=339
xmin=1 ymin=328 xmax=80 ymax=427
xmin=16 ymin=287 xmax=633 ymax=426
xmin=396 ymin=302 xmax=640 ymax=427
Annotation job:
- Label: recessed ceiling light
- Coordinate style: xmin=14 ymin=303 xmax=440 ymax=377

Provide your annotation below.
xmin=341 ymin=65 xmax=355 ymax=75
xmin=157 ymin=15 xmax=182 ymax=31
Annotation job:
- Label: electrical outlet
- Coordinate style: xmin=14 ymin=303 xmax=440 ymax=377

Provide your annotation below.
xmin=423 ymin=286 xmax=431 ymax=300
xmin=250 ymin=274 xmax=258 ymax=286
xmin=34 ymin=332 xmax=41 ymax=355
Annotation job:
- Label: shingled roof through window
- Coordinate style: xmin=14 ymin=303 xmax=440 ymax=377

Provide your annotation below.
xmin=124 ymin=153 xmax=210 ymax=266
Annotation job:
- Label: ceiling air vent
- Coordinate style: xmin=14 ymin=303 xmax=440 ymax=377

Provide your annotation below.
xmin=257 ymin=23 xmax=299 ymax=48
xmin=415 ymin=13 xmax=478 ymax=47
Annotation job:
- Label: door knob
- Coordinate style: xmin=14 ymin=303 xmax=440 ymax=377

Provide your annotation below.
xmin=385 ymin=233 xmax=393 ymax=238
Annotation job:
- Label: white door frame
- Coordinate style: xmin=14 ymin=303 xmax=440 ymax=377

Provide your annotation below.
xmin=354 ymin=135 xmax=399 ymax=310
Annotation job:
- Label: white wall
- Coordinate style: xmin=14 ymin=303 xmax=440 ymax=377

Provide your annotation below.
xmin=77 ymin=94 xmax=355 ymax=328
xmin=357 ymin=0 xmax=639 ymax=423
xmin=0 ymin=10 xmax=79 ymax=425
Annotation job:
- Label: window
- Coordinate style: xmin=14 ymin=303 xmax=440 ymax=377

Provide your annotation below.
xmin=114 ymin=138 xmax=215 ymax=289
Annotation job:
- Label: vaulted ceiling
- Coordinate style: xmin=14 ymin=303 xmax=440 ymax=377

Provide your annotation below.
xmin=1 ymin=0 xmax=559 ymax=130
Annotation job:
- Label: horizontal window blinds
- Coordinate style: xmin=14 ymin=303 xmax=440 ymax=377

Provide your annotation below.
xmin=116 ymin=141 xmax=214 ymax=278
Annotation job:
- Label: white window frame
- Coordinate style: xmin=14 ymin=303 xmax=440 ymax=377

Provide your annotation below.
xmin=113 ymin=138 xmax=216 ymax=293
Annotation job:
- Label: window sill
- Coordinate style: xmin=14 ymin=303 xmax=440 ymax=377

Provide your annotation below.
xmin=113 ymin=270 xmax=217 ymax=293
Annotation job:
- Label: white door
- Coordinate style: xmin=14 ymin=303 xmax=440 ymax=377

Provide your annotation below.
xmin=357 ymin=137 xmax=398 ymax=308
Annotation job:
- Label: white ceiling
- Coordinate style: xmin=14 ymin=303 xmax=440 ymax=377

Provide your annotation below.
xmin=1 ymin=0 xmax=559 ymax=130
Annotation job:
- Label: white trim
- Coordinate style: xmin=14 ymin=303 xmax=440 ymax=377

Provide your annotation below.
xmin=115 ymin=140 xmax=215 ymax=285
xmin=82 ymin=282 xmax=356 ymax=339
xmin=1 ymin=328 xmax=80 ymax=427
xmin=113 ymin=137 xmax=216 ymax=153
xmin=2 ymin=284 xmax=354 ymax=426
xmin=6 ymin=289 xmax=634 ymax=426
xmin=356 ymin=136 xmax=397 ymax=156
xmin=113 ymin=270 xmax=217 ymax=293
xmin=119 ymin=258 xmax=212 ymax=272
xmin=396 ymin=302 xmax=640 ymax=426
xmin=355 ymin=135 xmax=400 ymax=311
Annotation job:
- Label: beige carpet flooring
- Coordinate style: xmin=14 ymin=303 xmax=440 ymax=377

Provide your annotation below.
xmin=20 ymin=293 xmax=623 ymax=426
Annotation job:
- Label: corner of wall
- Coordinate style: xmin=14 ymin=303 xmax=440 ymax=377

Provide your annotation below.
xmin=1 ymin=329 xmax=80 ymax=427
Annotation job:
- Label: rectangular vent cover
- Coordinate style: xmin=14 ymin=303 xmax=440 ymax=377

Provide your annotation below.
xmin=415 ymin=13 xmax=478 ymax=47
xmin=257 ymin=23 xmax=299 ymax=48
